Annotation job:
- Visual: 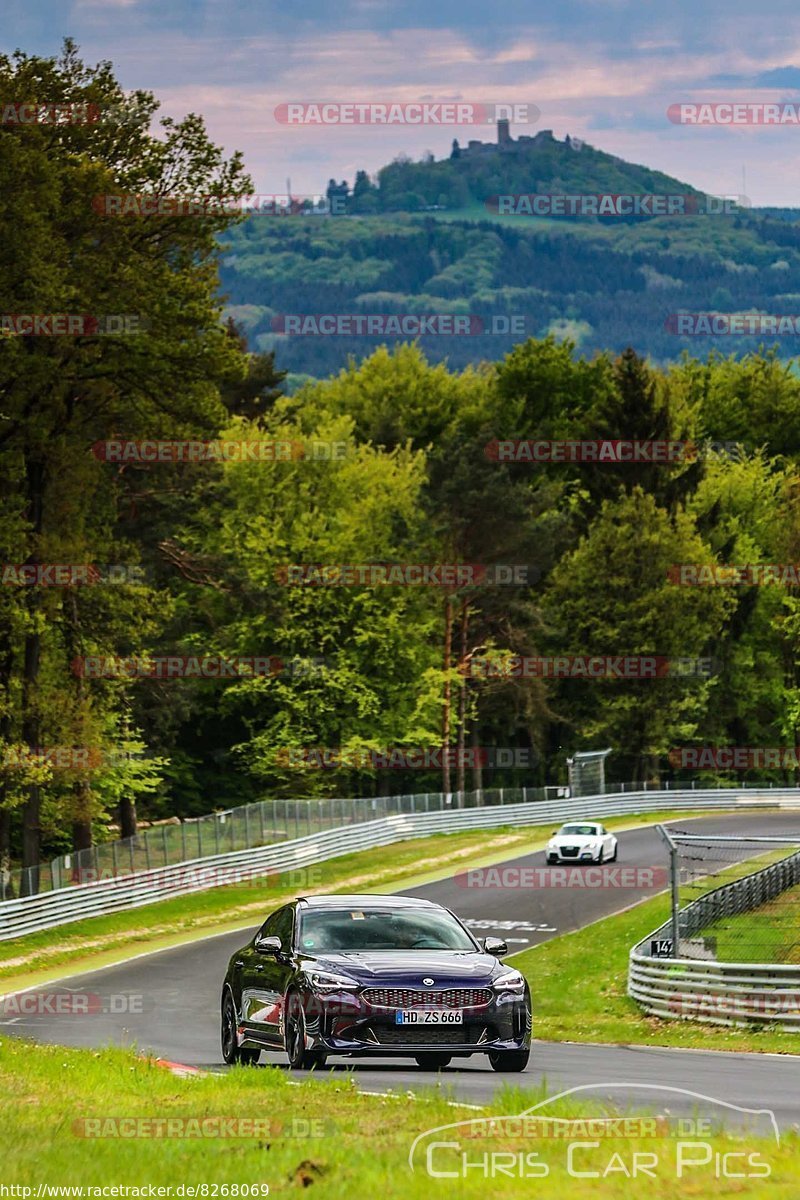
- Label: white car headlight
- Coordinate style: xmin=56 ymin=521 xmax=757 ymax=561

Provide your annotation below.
xmin=492 ymin=971 xmax=526 ymax=994
xmin=306 ymin=971 xmax=359 ymax=993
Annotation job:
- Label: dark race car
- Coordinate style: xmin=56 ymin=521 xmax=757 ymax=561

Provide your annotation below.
xmin=221 ymin=893 xmax=532 ymax=1072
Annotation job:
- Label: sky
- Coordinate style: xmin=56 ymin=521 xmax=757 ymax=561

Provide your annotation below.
xmin=5 ymin=0 xmax=800 ymax=205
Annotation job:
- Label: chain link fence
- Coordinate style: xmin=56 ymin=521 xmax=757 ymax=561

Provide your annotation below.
xmin=3 ymin=777 xmax=797 ymax=900
xmin=2 ymin=787 xmax=536 ymax=899
xmin=658 ymin=828 xmax=800 ymax=962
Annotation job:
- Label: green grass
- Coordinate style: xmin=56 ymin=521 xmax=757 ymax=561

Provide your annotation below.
xmin=696 ymin=879 xmax=800 ymax=965
xmin=2 ymin=1038 xmax=798 ymax=1197
xmin=512 ymin=880 xmax=800 ymax=1054
xmin=0 ymin=810 xmax=713 ymax=992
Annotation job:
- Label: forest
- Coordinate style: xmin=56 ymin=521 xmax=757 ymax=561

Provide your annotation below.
xmin=2 ymin=45 xmax=800 ymax=885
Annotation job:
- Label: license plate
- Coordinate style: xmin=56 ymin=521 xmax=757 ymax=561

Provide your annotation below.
xmin=395 ymin=1009 xmax=463 ymax=1025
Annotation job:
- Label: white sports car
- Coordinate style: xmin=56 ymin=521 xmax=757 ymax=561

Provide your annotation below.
xmin=545 ymin=822 xmax=618 ymax=864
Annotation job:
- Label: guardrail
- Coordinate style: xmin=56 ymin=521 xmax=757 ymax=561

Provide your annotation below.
xmin=4 ymin=776 xmax=792 ymax=899
xmin=6 ymin=786 xmax=563 ymax=899
xmin=629 ymin=847 xmax=800 ymax=1030
xmin=2 ymin=785 xmax=799 ymax=943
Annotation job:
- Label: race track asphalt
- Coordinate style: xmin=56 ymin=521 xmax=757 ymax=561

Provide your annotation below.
xmin=3 ymin=812 xmax=800 ymax=1128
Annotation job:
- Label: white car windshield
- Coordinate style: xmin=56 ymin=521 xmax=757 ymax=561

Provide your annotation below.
xmin=559 ymin=824 xmax=598 ymax=836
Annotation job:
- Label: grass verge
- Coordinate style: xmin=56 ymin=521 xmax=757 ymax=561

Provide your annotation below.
xmin=1 ymin=1037 xmax=797 ymax=1197
xmin=697 ymin=880 xmax=800 ymax=964
xmin=0 ymin=809 xmax=719 ymax=992
xmin=513 ymin=879 xmax=800 ymax=1054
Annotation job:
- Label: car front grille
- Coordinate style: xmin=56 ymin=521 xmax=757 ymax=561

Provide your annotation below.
xmin=362 ymin=988 xmax=492 ymax=1009
xmin=559 ymin=847 xmax=579 ymax=857
xmin=368 ymin=1023 xmax=493 ymax=1046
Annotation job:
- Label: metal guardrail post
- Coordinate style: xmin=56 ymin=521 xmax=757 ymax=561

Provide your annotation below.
xmin=655 ymin=823 xmax=680 ymax=958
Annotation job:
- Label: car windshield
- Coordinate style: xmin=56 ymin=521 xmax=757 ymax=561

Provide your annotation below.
xmin=297 ymin=908 xmax=478 ymax=953
xmin=559 ymin=824 xmax=598 ymax=836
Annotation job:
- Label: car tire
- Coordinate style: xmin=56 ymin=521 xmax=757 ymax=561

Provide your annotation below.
xmin=414 ymin=1054 xmax=452 ymax=1069
xmin=546 ymin=854 xmax=558 ymax=865
xmin=285 ymin=992 xmax=327 ymax=1071
xmin=221 ymin=991 xmax=260 ymax=1066
xmin=610 ymin=843 xmax=618 ymax=861
xmin=596 ymin=844 xmax=604 ymax=864
xmin=488 ymin=1047 xmax=530 ymax=1073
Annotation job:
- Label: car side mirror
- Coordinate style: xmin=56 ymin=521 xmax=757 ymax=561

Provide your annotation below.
xmin=483 ymin=936 xmax=508 ymax=957
xmin=551 ymin=830 xmax=557 ymax=837
xmin=255 ymin=935 xmax=282 ymax=954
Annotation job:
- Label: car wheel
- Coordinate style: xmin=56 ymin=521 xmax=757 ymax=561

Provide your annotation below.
xmin=546 ymin=854 xmax=558 ymax=864
xmin=285 ymin=993 xmax=327 ymax=1071
xmin=488 ymin=1047 xmax=530 ymax=1073
xmin=596 ymin=844 xmax=604 ymax=864
xmin=610 ymin=843 xmax=618 ymax=861
xmin=221 ymin=992 xmax=260 ymax=1066
xmin=414 ymin=1054 xmax=452 ymax=1069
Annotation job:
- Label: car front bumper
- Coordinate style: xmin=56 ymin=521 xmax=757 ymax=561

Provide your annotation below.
xmin=301 ymin=990 xmax=531 ymax=1057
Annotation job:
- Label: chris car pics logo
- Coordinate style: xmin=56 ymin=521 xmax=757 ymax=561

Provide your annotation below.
xmin=408 ymin=1084 xmax=778 ymax=1180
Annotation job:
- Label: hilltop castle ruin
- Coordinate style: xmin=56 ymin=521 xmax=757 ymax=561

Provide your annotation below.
xmin=455 ymin=121 xmax=580 ymax=159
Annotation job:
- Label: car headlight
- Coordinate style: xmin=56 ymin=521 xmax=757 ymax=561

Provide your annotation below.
xmin=306 ymin=971 xmax=359 ymax=994
xmin=492 ymin=971 xmax=526 ymax=994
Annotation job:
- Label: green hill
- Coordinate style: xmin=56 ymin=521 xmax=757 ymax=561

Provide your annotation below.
xmin=363 ymin=128 xmax=705 ymax=216
xmin=219 ymin=131 xmax=800 ymax=380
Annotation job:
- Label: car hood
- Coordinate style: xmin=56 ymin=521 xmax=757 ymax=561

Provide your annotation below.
xmin=553 ymin=833 xmax=599 ymax=846
xmin=300 ymin=951 xmax=498 ymax=985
